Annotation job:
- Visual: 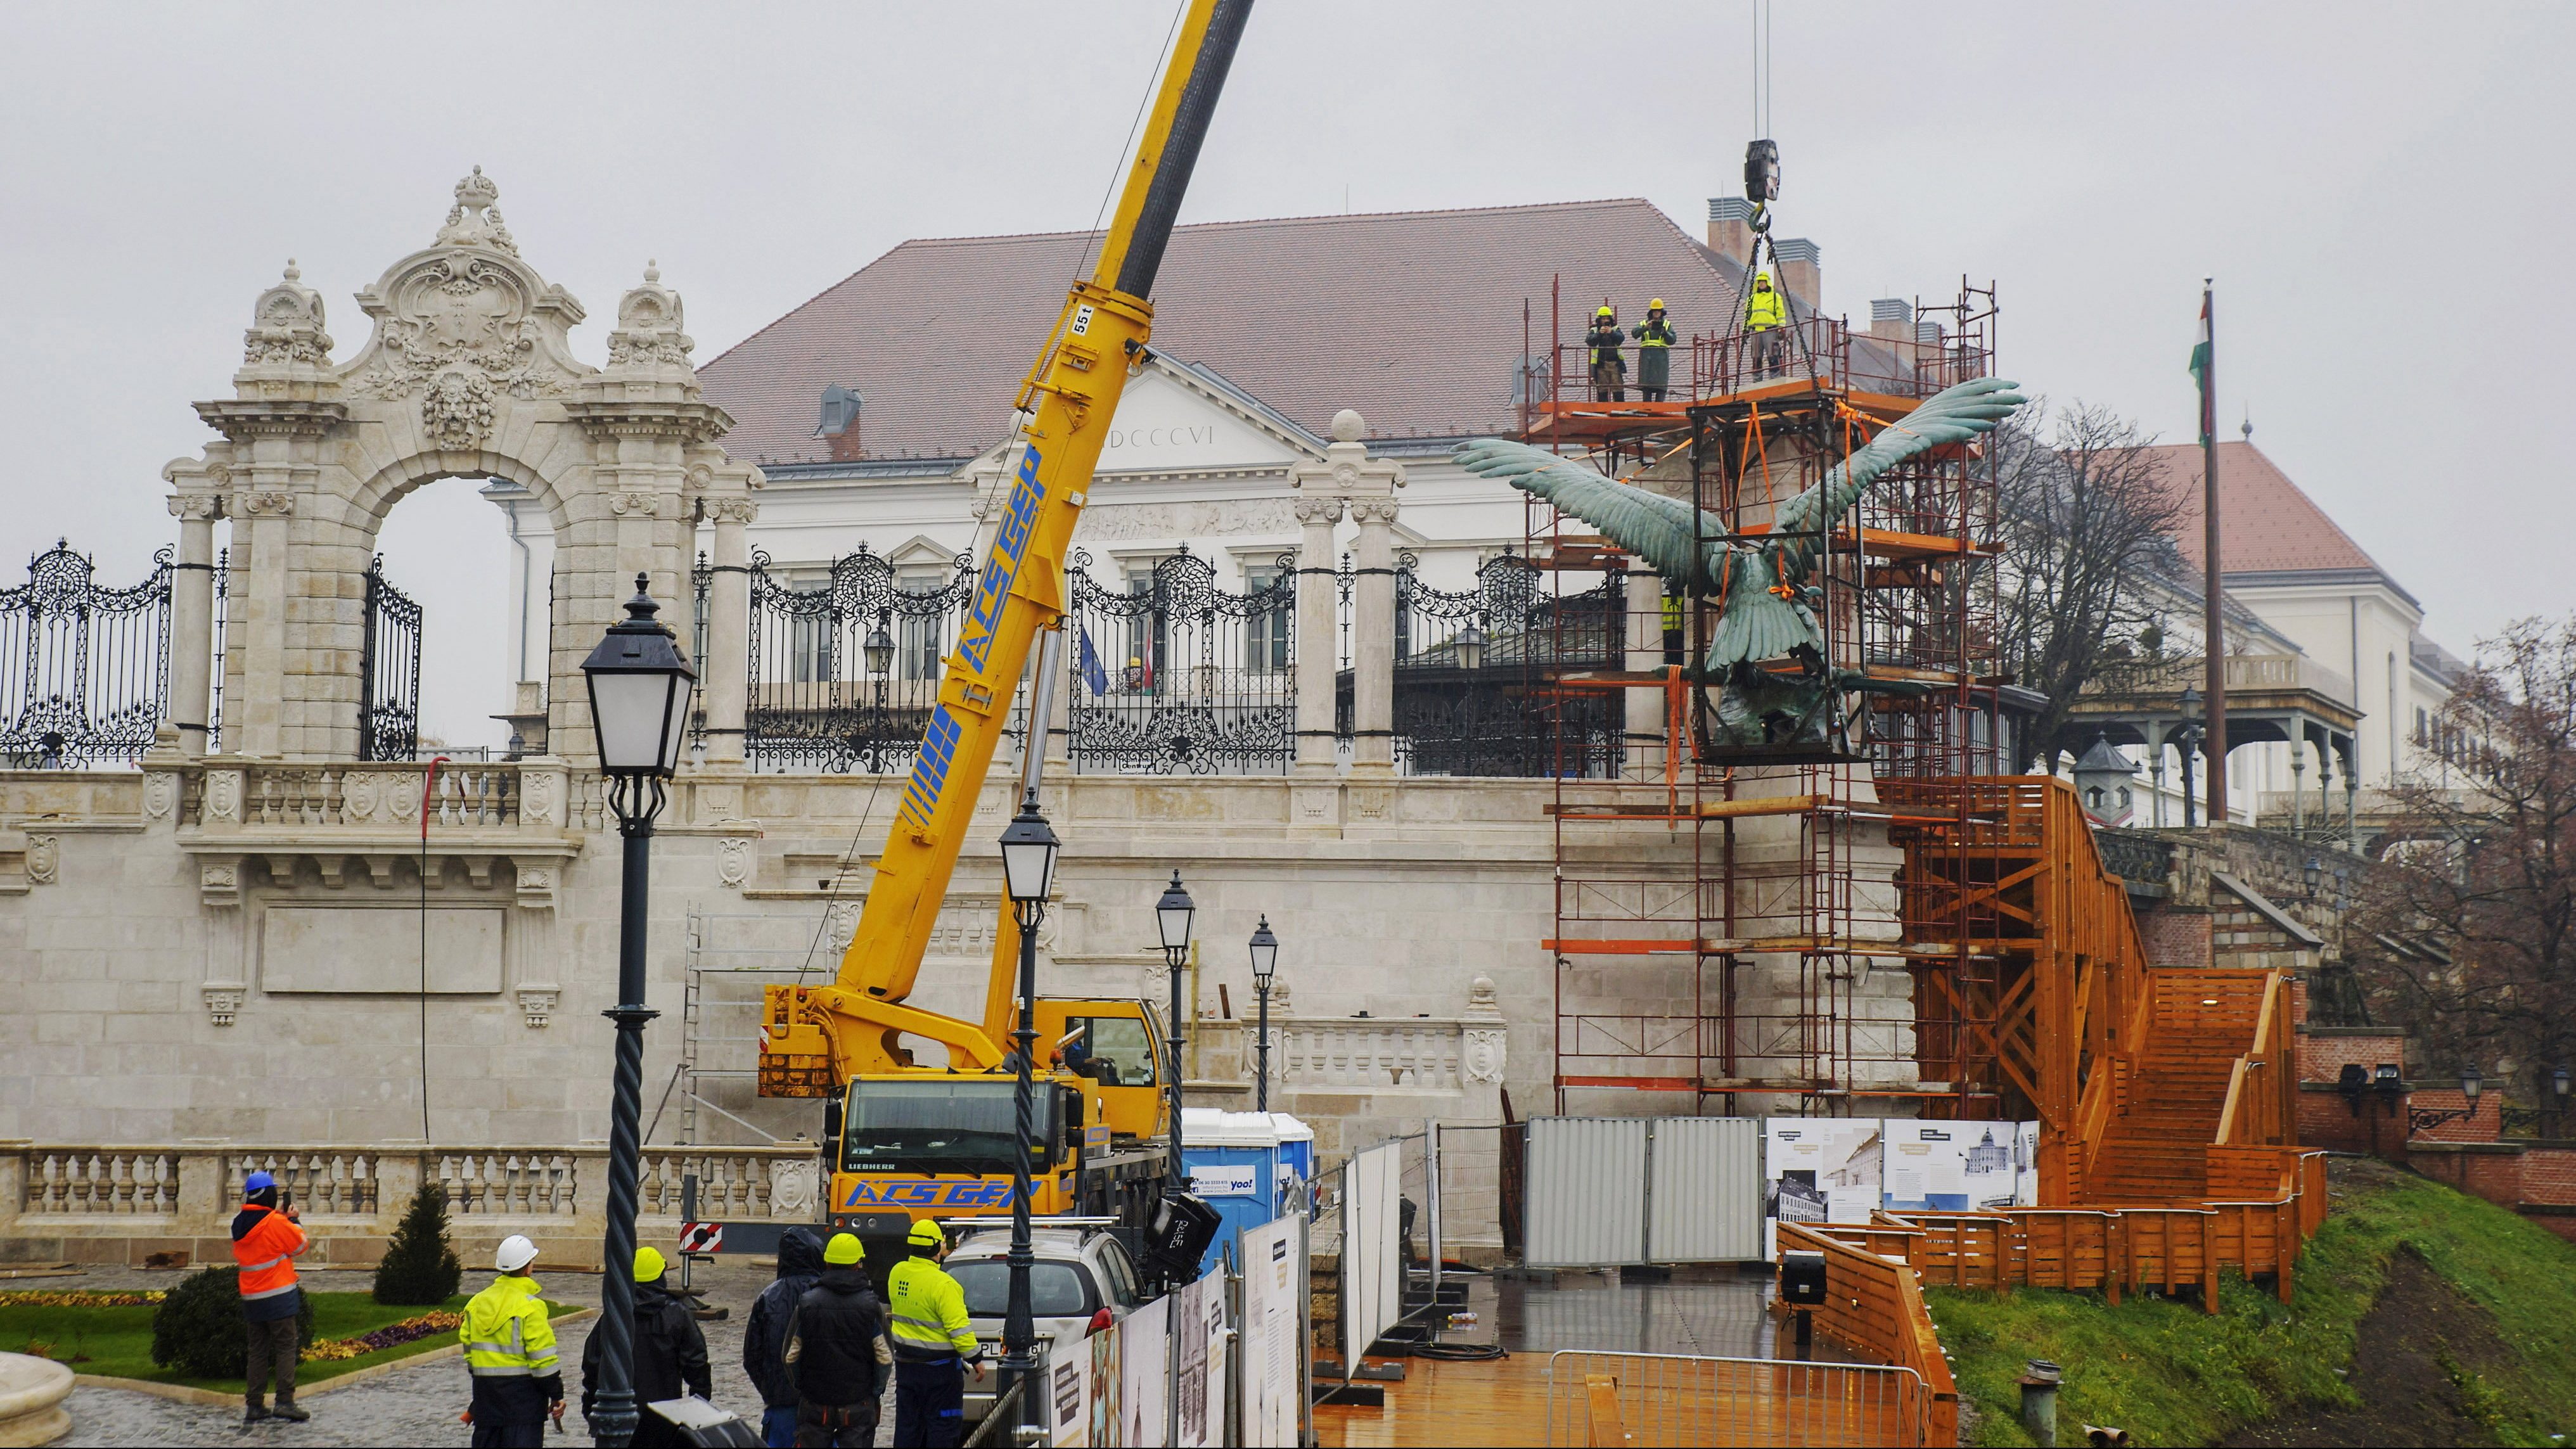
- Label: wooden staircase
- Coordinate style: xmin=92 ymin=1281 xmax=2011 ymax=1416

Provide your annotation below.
xmin=2081 ymin=969 xmax=2277 ymax=1203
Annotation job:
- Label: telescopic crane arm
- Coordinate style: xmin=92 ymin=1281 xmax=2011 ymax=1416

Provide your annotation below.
xmin=765 ymin=0 xmax=1255 ymax=1085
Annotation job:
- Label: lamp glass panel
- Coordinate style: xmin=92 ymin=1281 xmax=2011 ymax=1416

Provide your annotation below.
xmin=1001 ymin=833 xmax=1059 ymax=903
xmin=590 ymin=670 xmax=679 ymax=772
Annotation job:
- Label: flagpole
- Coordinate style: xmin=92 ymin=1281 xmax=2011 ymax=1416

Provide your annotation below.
xmin=2200 ymin=279 xmax=2228 ymax=826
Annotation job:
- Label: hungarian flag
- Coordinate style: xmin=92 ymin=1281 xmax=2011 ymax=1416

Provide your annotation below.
xmin=2188 ymin=288 xmax=2214 ymax=444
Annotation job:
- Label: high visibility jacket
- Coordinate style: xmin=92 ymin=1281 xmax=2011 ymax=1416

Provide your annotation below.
xmin=886 ymin=1257 xmax=977 ymax=1362
xmin=1632 ymin=318 xmax=1677 ymax=348
xmin=1584 ymin=324 xmax=1627 ymax=369
xmin=1744 ymin=287 xmax=1786 ymax=331
xmin=229 ymin=1203 xmax=305 ymax=1312
xmin=461 ymin=1274 xmax=561 ymax=1382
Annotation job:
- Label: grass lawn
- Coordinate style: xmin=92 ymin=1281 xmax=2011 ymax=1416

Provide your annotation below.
xmin=1926 ymin=1163 xmax=2576 ymax=1447
xmin=0 ymin=1291 xmax=576 ymax=1393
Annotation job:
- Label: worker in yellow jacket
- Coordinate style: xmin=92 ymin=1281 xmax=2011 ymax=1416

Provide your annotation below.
xmin=887 ymin=1220 xmax=983 ymax=1447
xmin=1744 ymin=272 xmax=1789 ymax=380
xmin=461 ymin=1234 xmax=563 ymax=1448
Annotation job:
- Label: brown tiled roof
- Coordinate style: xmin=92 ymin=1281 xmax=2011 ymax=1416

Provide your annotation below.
xmin=698 ymin=199 xmax=1746 ymax=465
xmin=2143 ymin=441 xmax=2389 ymax=578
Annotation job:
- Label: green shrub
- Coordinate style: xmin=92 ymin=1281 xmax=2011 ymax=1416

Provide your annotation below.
xmin=373 ymin=1184 xmax=463 ymax=1306
xmin=148 ymin=1266 xmax=316 ymax=1379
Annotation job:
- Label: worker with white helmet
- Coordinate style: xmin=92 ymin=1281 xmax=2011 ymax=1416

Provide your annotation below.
xmin=459 ymin=1234 xmax=563 ymax=1447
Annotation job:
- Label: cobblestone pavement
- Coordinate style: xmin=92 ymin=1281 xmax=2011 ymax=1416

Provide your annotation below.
xmin=48 ymin=1258 xmax=881 ymax=1448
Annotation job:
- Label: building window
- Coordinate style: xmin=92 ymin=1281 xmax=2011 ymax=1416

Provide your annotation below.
xmin=2415 ymin=706 xmax=2429 ymax=745
xmin=1122 ymin=565 xmax=1166 ymax=693
xmin=1243 ymin=562 xmax=1290 ymax=673
xmin=789 ymin=582 xmax=836 ymax=684
xmin=897 ymin=570 xmax=946 ymax=682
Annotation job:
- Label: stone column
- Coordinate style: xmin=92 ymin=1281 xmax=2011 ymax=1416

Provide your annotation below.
xmin=229 ymin=489 xmax=296 ymax=758
xmin=1291 ymin=496 xmax=1343 ymax=774
xmin=1623 ymin=570 xmax=1666 ymax=781
xmin=1350 ymin=499 xmax=1399 ymax=774
xmin=166 ymin=494 xmax=223 ymax=756
xmin=701 ymin=496 xmax=755 ymax=765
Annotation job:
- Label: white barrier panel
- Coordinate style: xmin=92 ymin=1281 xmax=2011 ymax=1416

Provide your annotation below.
xmin=1119 ymin=1294 xmax=1170 ymax=1446
xmin=1527 ymin=1117 xmax=1765 ymax=1266
xmin=1644 ymin=1116 xmax=1762 ymax=1262
xmin=1239 ymin=1215 xmax=1304 ymax=1447
xmin=1173 ymin=1268 xmax=1229 ymax=1448
xmin=1343 ymin=1140 xmax=1403 ymax=1356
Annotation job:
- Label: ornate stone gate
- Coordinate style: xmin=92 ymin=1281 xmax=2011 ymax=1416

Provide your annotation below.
xmin=158 ymin=169 xmax=762 ymax=765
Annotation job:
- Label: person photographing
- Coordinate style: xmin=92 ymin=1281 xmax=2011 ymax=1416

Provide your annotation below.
xmin=231 ymin=1170 xmax=312 ymax=1424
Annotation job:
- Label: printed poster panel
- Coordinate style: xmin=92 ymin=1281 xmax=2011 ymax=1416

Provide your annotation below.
xmin=2015 ymin=1121 xmax=2042 ymax=1206
xmin=1046 ymin=1340 xmax=1092 ymax=1448
xmin=1119 ymin=1295 xmax=1170 ymax=1447
xmin=1239 ymin=1215 xmax=1302 ymax=1448
xmin=1763 ymin=1118 xmax=1883 ymax=1254
xmin=1881 ymin=1121 xmax=2025 ymax=1211
xmin=1089 ymin=1324 xmax=1122 ymax=1448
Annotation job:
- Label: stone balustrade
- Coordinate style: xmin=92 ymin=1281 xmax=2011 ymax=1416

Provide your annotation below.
xmin=0 ymin=1142 xmax=820 ymax=1268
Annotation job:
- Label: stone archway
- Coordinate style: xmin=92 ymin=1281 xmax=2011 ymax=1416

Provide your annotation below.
xmin=161 ymin=169 xmax=761 ymax=763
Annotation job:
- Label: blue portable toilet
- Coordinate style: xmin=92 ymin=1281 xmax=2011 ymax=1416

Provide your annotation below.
xmin=1179 ymin=1109 xmax=1309 ymax=1276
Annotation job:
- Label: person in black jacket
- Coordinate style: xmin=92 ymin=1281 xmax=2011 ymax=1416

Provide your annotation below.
xmin=581 ymin=1248 xmax=712 ymax=1449
xmin=786 ymin=1233 xmax=891 ymax=1448
xmin=745 ymin=1227 xmax=826 ymax=1446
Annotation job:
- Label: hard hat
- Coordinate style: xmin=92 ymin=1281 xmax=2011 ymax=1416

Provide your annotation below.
xmin=243 ymin=1170 xmax=275 ymax=1195
xmin=824 ymin=1232 xmax=865 ymax=1267
xmin=907 ymin=1220 xmax=947 ymax=1249
xmin=1753 ymin=271 xmax=1773 ymax=285
xmin=1596 ymin=305 xmax=1614 ymax=317
xmin=1649 ymin=298 xmax=1666 ymax=310
xmin=495 ymin=1235 xmax=539 ymax=1273
xmin=633 ymin=1246 xmax=667 ymax=1282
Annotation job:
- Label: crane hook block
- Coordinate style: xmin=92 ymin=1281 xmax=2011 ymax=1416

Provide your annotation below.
xmin=1744 ymin=139 xmax=1781 ymax=204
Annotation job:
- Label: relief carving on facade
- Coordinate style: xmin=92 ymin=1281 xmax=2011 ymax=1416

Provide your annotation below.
xmin=143 ymin=771 xmax=177 ymax=822
xmin=342 ymin=772 xmax=384 ymax=823
xmin=24 ymin=836 xmax=58 ymax=885
xmin=717 ymin=836 xmax=753 ymax=889
xmin=203 ymin=982 xmax=247 ymax=1028
xmin=241 ymin=260 xmax=334 ymax=367
xmin=205 ymin=770 xmax=243 ymax=824
xmin=1074 ymin=498 xmax=1297 ymax=542
xmin=518 ymin=770 xmax=560 ymax=826
xmin=768 ymin=1159 xmax=819 ymax=1218
xmin=515 ymin=985 xmax=560 ymax=1029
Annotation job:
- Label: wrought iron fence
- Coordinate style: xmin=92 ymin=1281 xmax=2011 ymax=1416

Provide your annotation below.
xmin=0 ymin=540 xmax=174 ymax=767
xmin=1067 ymin=547 xmax=1295 ymax=774
xmin=745 ymin=546 xmax=975 ymax=772
xmin=357 ymin=555 xmax=423 ymax=762
xmin=1381 ymin=551 xmax=1625 ymax=777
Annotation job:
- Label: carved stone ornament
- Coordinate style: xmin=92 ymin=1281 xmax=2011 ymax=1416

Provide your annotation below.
xmin=234 ymin=492 xmax=295 ymax=517
xmin=515 ymin=985 xmax=560 ymax=1029
xmin=718 ymin=836 xmax=753 ymax=889
xmin=769 ymin=1159 xmax=819 ymax=1218
xmin=166 ymin=494 xmax=224 ymax=522
xmin=346 ymin=169 xmax=585 ymax=452
xmin=1074 ymin=499 xmax=1297 ymax=542
xmin=1347 ymin=497 xmax=1402 ymax=525
xmin=1463 ymin=1026 xmax=1507 ymax=1085
xmin=199 ymin=860 xmax=241 ymax=904
xmin=205 ymin=770 xmax=243 ymax=824
xmin=703 ymin=496 xmax=758 ymax=525
xmin=609 ymin=492 xmax=660 ymax=517
xmin=203 ymin=982 xmax=247 ymax=1028
xmin=519 ymin=770 xmax=560 ymax=826
xmin=1292 ymin=495 xmax=1343 ymax=525
xmin=241 ymin=260 xmax=333 ymax=366
xmin=24 ymin=835 xmax=58 ymax=884
xmin=825 ymin=902 xmax=859 ymax=954
xmin=342 ymin=772 xmax=383 ymax=823
xmin=143 ymin=771 xmax=177 ymax=822
xmin=604 ymin=262 xmax=695 ymax=372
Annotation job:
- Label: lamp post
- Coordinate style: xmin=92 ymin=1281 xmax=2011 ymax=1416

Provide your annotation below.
xmin=863 ymin=609 xmax=894 ymax=771
xmin=2176 ymin=686 xmax=2203 ymax=828
xmin=2303 ymin=857 xmax=2323 ymax=901
xmin=1155 ymin=871 xmax=1197 ymax=1192
xmin=1248 ymin=916 xmax=1280 ymax=1112
xmin=579 ymin=575 xmax=696 ymax=1449
xmin=2551 ymin=1066 xmax=2571 ymax=1140
xmin=996 ymin=789 xmax=1061 ymax=1439
xmin=1456 ymin=614 xmax=1489 ymax=673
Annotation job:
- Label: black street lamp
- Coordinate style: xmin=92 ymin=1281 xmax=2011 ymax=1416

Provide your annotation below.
xmin=2176 ymin=686 xmax=2203 ymax=829
xmin=996 ymin=788 xmax=1061 ymax=1439
xmin=1456 ymin=615 xmax=1489 ymax=673
xmin=1155 ymin=870 xmax=1197 ymax=1200
xmin=1248 ymin=916 xmax=1280 ymax=1112
xmin=579 ymin=575 xmax=696 ymax=1449
xmin=2552 ymin=1066 xmax=2572 ymax=1139
xmin=862 ymin=609 xmax=894 ymax=770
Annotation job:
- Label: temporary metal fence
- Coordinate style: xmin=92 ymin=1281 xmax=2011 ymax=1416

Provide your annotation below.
xmin=744 ymin=545 xmax=976 ymax=772
xmin=1522 ymin=1116 xmax=1762 ymax=1267
xmin=1067 ymin=547 xmax=1294 ymax=774
xmin=1544 ymin=1351 xmax=1936 ymax=1448
xmin=0 ymin=540 xmax=174 ymax=768
xmin=357 ymin=554 xmax=423 ymax=762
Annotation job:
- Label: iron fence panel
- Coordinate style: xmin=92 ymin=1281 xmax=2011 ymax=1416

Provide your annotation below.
xmin=1067 ymin=547 xmax=1294 ymax=774
xmin=357 ymin=555 xmax=423 ymax=762
xmin=1388 ymin=552 xmax=1625 ymax=777
xmin=744 ymin=546 xmax=975 ymax=772
xmin=0 ymin=540 xmax=174 ymax=768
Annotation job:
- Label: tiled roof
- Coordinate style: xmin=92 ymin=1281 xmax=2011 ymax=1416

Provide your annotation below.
xmin=2143 ymin=442 xmax=2390 ymax=578
xmin=697 ymin=199 xmax=1750 ymax=465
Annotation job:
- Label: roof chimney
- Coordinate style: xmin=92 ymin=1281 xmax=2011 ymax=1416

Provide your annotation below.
xmin=815 ymin=384 xmax=863 ymax=462
xmin=1707 ymin=197 xmax=1756 ymax=264
xmin=1868 ymin=298 xmax=1912 ymax=342
xmin=1773 ymin=237 xmax=1821 ymax=312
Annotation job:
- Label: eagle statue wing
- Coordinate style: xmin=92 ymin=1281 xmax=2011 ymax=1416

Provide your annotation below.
xmin=1767 ymin=375 xmax=2026 ymax=584
xmin=1450 ymin=437 xmax=1721 ymax=587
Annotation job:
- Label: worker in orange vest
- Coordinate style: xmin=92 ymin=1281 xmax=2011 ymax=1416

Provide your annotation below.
xmin=231 ymin=1169 xmax=312 ymax=1424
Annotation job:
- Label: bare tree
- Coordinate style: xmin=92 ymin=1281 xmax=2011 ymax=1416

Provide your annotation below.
xmin=2353 ymin=615 xmax=2576 ymax=1095
xmin=1991 ymin=400 xmax=2186 ymax=770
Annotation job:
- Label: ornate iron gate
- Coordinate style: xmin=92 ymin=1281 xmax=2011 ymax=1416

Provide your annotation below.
xmin=1067 ymin=547 xmax=1295 ymax=774
xmin=1387 ymin=550 xmax=1625 ymax=777
xmin=744 ymin=546 xmax=975 ymax=772
xmin=0 ymin=540 xmax=174 ymax=767
xmin=357 ymin=554 xmax=423 ymax=761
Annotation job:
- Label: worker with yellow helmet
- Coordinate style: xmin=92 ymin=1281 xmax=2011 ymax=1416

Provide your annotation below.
xmin=785 ymin=1232 xmax=890 ymax=1448
xmin=579 ymin=1247 xmax=710 ymax=1448
xmin=887 ymin=1220 xmax=982 ymax=1446
xmin=1745 ymin=271 xmax=1789 ymax=379
xmin=1632 ymin=298 xmax=1677 ymax=400
xmin=1585 ymin=302 xmax=1628 ymax=402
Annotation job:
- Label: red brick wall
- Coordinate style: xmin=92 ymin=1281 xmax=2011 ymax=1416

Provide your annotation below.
xmin=2297 ymin=1032 xmax=2407 ymax=1085
xmin=2297 ymin=1088 xmax=2410 ymax=1156
xmin=2409 ymin=1090 xmax=2502 ymax=1144
xmin=2523 ymin=1147 xmax=2576 ymax=1206
xmin=2139 ymin=909 xmax=2211 ymax=967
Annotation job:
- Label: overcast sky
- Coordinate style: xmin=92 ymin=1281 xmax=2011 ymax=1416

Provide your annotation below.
xmin=3 ymin=2 xmax=2566 ymax=747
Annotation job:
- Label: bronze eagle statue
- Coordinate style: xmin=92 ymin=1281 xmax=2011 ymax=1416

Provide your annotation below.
xmin=1451 ymin=375 xmax=2025 ymax=749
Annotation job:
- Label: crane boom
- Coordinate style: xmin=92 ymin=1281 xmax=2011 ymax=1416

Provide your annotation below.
xmin=768 ymin=0 xmax=1255 ymax=1082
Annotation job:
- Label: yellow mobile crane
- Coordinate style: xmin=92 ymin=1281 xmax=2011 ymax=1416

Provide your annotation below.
xmin=757 ymin=0 xmax=1255 ymax=1239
